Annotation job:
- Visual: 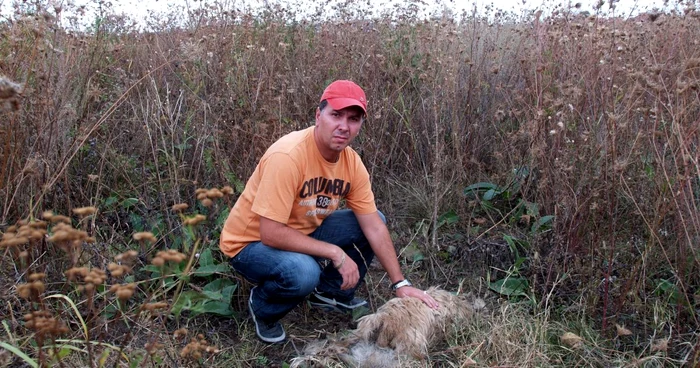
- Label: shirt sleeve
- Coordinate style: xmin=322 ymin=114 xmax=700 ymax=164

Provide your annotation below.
xmin=250 ymin=153 xmax=301 ymax=224
xmin=345 ymin=158 xmax=378 ymax=215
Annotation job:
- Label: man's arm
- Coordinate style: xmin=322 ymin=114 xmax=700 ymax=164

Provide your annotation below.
xmin=259 ymin=216 xmax=360 ymax=290
xmin=355 ymin=212 xmax=439 ymax=309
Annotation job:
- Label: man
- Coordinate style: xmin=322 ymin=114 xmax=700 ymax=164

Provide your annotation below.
xmin=220 ymin=80 xmax=439 ymax=344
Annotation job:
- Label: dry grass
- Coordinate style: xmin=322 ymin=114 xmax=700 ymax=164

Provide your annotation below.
xmin=0 ymin=0 xmax=699 ymax=366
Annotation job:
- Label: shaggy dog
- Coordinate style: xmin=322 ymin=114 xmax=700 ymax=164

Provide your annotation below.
xmin=291 ymin=287 xmax=485 ymax=367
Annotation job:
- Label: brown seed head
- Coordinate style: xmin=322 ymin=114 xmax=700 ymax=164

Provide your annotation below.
xmin=50 ymin=215 xmax=71 ymax=224
xmin=206 ymin=188 xmax=224 ymax=198
xmin=151 ymin=256 xmax=165 ymax=267
xmin=0 ymin=76 xmax=22 ymax=100
xmin=174 ymin=328 xmax=188 ymax=339
xmin=183 ymin=214 xmax=206 ymax=226
xmin=29 ymin=273 xmax=46 ymax=282
xmin=133 ymin=232 xmax=157 ymax=243
xmin=72 ymin=206 xmax=97 ymax=217
xmin=172 ymin=203 xmax=189 ymax=212
xmin=115 ymin=250 xmax=139 ymax=263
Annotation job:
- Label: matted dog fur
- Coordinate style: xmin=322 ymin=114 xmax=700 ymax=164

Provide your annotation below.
xmin=291 ymin=287 xmax=485 ymax=367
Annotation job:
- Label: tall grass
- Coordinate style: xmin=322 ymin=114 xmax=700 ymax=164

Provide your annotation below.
xmin=1 ymin=0 xmax=698 ymax=366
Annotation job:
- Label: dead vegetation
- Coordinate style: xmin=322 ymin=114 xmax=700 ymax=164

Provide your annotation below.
xmin=0 ymin=0 xmax=699 ymax=366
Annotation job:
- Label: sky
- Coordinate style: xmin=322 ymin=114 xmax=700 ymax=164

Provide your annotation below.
xmin=101 ymin=0 xmax=680 ymax=22
xmin=1 ymin=0 xmax=687 ymax=30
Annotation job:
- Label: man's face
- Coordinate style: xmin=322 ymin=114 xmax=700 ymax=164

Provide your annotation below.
xmin=314 ymin=105 xmax=364 ymax=162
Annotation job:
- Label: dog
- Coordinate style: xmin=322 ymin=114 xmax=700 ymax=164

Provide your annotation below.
xmin=291 ymin=287 xmax=485 ymax=367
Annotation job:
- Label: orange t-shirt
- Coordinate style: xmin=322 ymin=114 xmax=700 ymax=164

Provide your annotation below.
xmin=219 ymin=126 xmax=377 ymax=258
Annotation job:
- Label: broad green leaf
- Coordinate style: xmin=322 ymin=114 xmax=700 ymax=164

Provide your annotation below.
xmin=120 ymin=198 xmax=139 ymax=209
xmin=103 ymin=196 xmax=118 ymax=208
xmin=464 ymin=182 xmax=499 ymax=194
xmin=531 ymin=215 xmax=555 ymax=233
xmin=203 ymin=278 xmax=235 ymax=292
xmin=198 ymin=301 xmax=234 ymax=316
xmin=202 ymin=290 xmax=223 ymax=300
xmin=222 ymin=284 xmax=238 ymax=301
xmin=489 ymin=277 xmax=530 ymax=297
xmin=216 ymin=207 xmax=231 ymax=230
xmin=437 ymin=209 xmax=459 ymax=228
xmin=192 ymin=263 xmax=230 ymax=277
xmin=401 ymin=243 xmax=424 ymax=263
xmin=199 ymin=248 xmax=214 ymax=267
xmin=171 ymin=291 xmax=207 ymax=317
xmin=128 ymin=213 xmax=144 ymax=232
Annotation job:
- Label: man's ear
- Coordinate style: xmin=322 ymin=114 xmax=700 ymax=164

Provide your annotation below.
xmin=315 ymin=107 xmax=321 ymax=124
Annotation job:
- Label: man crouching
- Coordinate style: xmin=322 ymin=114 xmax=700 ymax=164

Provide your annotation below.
xmin=219 ymin=80 xmax=438 ymax=343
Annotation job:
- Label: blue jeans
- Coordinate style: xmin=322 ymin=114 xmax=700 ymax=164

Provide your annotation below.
xmin=230 ymin=209 xmax=385 ymax=322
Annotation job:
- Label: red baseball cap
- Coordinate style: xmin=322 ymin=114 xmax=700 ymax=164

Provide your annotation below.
xmin=320 ymin=80 xmax=367 ymax=114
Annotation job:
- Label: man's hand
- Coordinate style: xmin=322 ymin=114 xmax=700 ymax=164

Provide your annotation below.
xmin=396 ymin=286 xmax=440 ymax=309
xmin=334 ymin=250 xmax=360 ymax=290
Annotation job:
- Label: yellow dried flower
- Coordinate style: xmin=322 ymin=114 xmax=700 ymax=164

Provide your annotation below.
xmin=72 ymin=206 xmax=97 ymax=216
xmin=172 ymin=203 xmax=189 ymax=212
xmin=183 ymin=214 xmax=206 ymax=226
xmin=133 ymin=232 xmax=157 ymax=243
xmin=28 ymin=273 xmax=46 ymax=282
xmin=50 ymin=215 xmax=71 ymax=224
xmin=1 ymin=235 xmax=28 ymax=247
xmin=115 ymin=250 xmax=139 ymax=263
xmin=206 ymin=188 xmax=223 ymax=198
xmin=173 ymin=328 xmax=188 ymax=339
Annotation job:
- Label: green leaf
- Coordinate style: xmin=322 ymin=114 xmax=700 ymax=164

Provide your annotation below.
xmin=483 ymin=188 xmax=498 ymax=201
xmin=0 ymin=342 xmax=38 ymax=368
xmin=128 ymin=213 xmax=144 ymax=232
xmin=103 ymin=196 xmax=118 ymax=208
xmin=121 ymin=198 xmax=139 ymax=209
xmin=531 ymin=215 xmax=555 ymax=234
xmin=203 ymin=278 xmax=235 ymax=292
xmin=192 ymin=263 xmax=230 ymax=277
xmin=171 ymin=291 xmax=207 ymax=317
xmin=437 ymin=210 xmax=459 ymax=229
xmin=197 ymin=300 xmax=234 ymax=316
xmin=142 ymin=265 xmax=162 ymax=275
xmin=489 ymin=277 xmax=530 ymax=297
xmin=202 ymin=290 xmax=223 ymax=300
xmin=401 ymin=242 xmax=424 ymax=263
xmin=216 ymin=207 xmax=231 ymax=231
xmin=464 ymin=182 xmax=499 ymax=197
xmin=221 ymin=284 xmax=238 ymax=301
xmin=199 ymin=248 xmax=214 ymax=267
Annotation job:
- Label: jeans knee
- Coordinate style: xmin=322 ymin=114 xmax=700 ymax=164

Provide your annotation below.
xmin=279 ymin=256 xmax=320 ymax=296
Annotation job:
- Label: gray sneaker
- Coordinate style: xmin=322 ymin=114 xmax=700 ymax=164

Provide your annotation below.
xmin=248 ymin=287 xmax=286 ymax=343
xmin=309 ymin=291 xmax=368 ymax=313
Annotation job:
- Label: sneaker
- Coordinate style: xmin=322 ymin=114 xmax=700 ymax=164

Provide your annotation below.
xmin=248 ymin=287 xmax=286 ymax=343
xmin=309 ymin=290 xmax=368 ymax=313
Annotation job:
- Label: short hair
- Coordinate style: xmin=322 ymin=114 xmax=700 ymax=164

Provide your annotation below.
xmin=319 ymin=99 xmax=329 ymax=111
xmin=319 ymin=99 xmax=366 ymax=122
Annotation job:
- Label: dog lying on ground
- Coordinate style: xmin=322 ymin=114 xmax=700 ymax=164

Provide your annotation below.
xmin=291 ymin=287 xmax=485 ymax=367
